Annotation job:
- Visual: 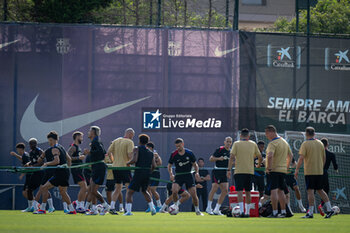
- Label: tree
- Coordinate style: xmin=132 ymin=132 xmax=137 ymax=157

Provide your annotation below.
xmin=259 ymin=0 xmax=350 ymax=34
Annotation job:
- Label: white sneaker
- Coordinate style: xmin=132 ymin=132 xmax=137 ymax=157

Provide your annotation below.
xmin=119 ymin=207 xmax=125 ymax=213
xmin=213 ymin=209 xmax=223 ymax=215
xmin=159 ymin=209 xmax=167 ymax=213
xmin=299 ymin=205 xmax=307 ymax=213
xmin=196 ymin=211 xmax=204 ymax=216
xmin=206 ymin=207 xmax=214 ymax=215
xmin=21 ymin=207 xmax=32 ymax=212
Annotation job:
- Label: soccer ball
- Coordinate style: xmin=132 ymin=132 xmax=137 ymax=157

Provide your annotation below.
xmin=168 ymin=204 xmax=179 ymax=215
xmin=231 ymin=206 xmax=241 ymax=217
xmin=96 ymin=204 xmax=104 ymax=213
xmin=332 ymin=206 xmax=340 ymax=215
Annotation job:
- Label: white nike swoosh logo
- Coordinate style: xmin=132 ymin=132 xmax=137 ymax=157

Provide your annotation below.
xmin=0 ymin=39 xmax=20 ymax=49
xmin=214 ymin=47 xmax=238 ymax=57
xmin=20 ymin=95 xmax=150 ymax=143
xmin=104 ymin=43 xmax=132 ymax=54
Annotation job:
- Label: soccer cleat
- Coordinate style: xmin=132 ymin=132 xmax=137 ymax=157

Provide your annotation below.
xmin=159 ymin=209 xmax=168 ymax=213
xmin=33 ymin=209 xmax=46 ymax=214
xmin=299 ymin=205 xmax=306 ymax=213
xmin=213 ymin=210 xmax=224 ymax=216
xmin=100 ymin=205 xmax=110 ymax=215
xmin=64 ymin=209 xmax=70 ymax=214
xmin=151 ymin=208 xmax=157 ymax=216
xmin=325 ymin=210 xmax=335 ymax=219
xmin=85 ymin=210 xmax=98 ymax=215
xmin=76 ymin=207 xmax=86 ymax=214
xmin=21 ymin=207 xmax=32 ymax=212
xmin=205 ymin=207 xmax=214 ymax=215
xmin=123 ymin=212 xmax=133 ymax=216
xmin=66 ymin=210 xmax=77 ymax=215
xmin=155 ymin=206 xmax=161 ymax=212
xmin=145 ymin=207 xmax=151 ymax=213
xmin=302 ymin=213 xmax=314 ymax=218
xmin=267 ymin=214 xmax=278 ymax=218
xmin=109 ymin=209 xmax=119 ymax=215
xmin=277 ymin=213 xmax=286 ymax=218
xmin=119 ymin=207 xmax=125 ymax=213
xmin=196 ymin=211 xmax=204 ymax=216
xmin=318 ymin=204 xmax=325 ymax=216
xmin=47 ymin=207 xmax=55 ymax=213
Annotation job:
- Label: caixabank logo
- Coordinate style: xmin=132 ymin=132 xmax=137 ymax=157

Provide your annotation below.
xmin=325 ymin=48 xmax=350 ymax=71
xmin=267 ymin=44 xmax=301 ymax=69
xmin=142 ymin=108 xmax=235 ymax=132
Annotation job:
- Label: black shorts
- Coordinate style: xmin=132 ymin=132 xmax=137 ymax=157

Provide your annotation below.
xmin=212 ymin=170 xmax=228 ymax=184
xmin=234 ymin=174 xmax=253 ymax=191
xmin=305 ymin=175 xmax=324 ymax=190
xmin=113 ymin=170 xmax=132 ymax=184
xmin=253 ymin=174 xmax=265 ymax=192
xmin=49 ymin=169 xmax=70 ymax=187
xmin=149 ymin=171 xmax=160 ymax=186
xmin=265 ymin=174 xmax=289 ymax=196
xmin=106 ymin=179 xmax=116 ymax=192
xmin=166 ymin=183 xmax=184 ymax=196
xmin=270 ymin=172 xmax=287 ymax=191
xmin=83 ymin=169 xmax=91 ymax=186
xmin=174 ymin=174 xmax=195 ymax=190
xmin=23 ymin=174 xmax=31 ymax=190
xmin=28 ymin=171 xmax=43 ymax=190
xmin=285 ymin=174 xmax=298 ymax=189
xmin=71 ymin=167 xmax=85 ymax=184
xmin=91 ymin=163 xmax=106 ymax=186
xmin=41 ymin=169 xmax=55 ymax=185
xmin=128 ymin=172 xmax=150 ymax=192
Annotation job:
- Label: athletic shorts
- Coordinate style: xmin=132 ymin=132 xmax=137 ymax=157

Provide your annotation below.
xmin=113 ymin=170 xmax=132 ymax=184
xmin=149 ymin=170 xmax=160 ymax=186
xmin=83 ymin=169 xmax=91 ymax=186
xmin=71 ymin=167 xmax=85 ymax=184
xmin=28 ymin=171 xmax=43 ymax=190
xmin=270 ymin=172 xmax=288 ymax=191
xmin=49 ymin=169 xmax=70 ymax=187
xmin=23 ymin=174 xmax=32 ymax=190
xmin=41 ymin=169 xmax=55 ymax=185
xmin=253 ymin=174 xmax=265 ymax=192
xmin=166 ymin=182 xmax=184 ymax=196
xmin=212 ymin=170 xmax=228 ymax=184
xmin=264 ymin=174 xmax=289 ymax=196
xmin=91 ymin=163 xmax=106 ymax=186
xmin=285 ymin=174 xmax=298 ymax=189
xmin=174 ymin=174 xmax=195 ymax=190
xmin=128 ymin=172 xmax=150 ymax=192
xmin=106 ymin=179 xmax=116 ymax=191
xmin=234 ymin=174 xmax=253 ymax=191
xmin=305 ymin=175 xmax=324 ymax=190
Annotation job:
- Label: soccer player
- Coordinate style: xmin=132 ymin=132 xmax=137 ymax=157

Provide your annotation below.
xmin=227 ymin=129 xmax=262 ymax=217
xmin=10 ymin=143 xmax=31 ymax=211
xmin=285 ymin=157 xmax=306 ymax=212
xmin=124 ymin=134 xmax=157 ymax=215
xmin=194 ymin=158 xmax=210 ymax=212
xmin=84 ymin=126 xmax=110 ymax=215
xmin=35 ymin=131 xmax=76 ymax=214
xmin=295 ymin=127 xmax=335 ymax=219
xmin=108 ymin=128 xmax=135 ymax=215
xmin=67 ymin=131 xmax=87 ymax=213
xmin=206 ymin=136 xmax=232 ymax=215
xmin=253 ymin=141 xmax=266 ymax=198
xmin=265 ymin=125 xmax=292 ymax=218
xmin=318 ymin=137 xmax=338 ymax=216
xmin=167 ymin=138 xmax=204 ymax=216
xmin=146 ymin=141 xmax=163 ymax=212
xmin=159 ymin=183 xmax=191 ymax=213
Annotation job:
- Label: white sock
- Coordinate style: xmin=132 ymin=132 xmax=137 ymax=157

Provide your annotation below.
xmin=119 ymin=203 xmax=123 ymax=209
xmin=214 ymin=203 xmax=221 ymax=212
xmin=161 ymin=203 xmax=168 ymax=211
xmin=28 ymin=200 xmax=33 ymax=208
xmin=245 ymin=203 xmax=250 ymax=215
xmin=47 ymin=198 xmax=54 ymax=209
xmin=281 ymin=209 xmax=286 ymax=214
xmin=68 ymin=204 xmax=74 ymax=212
xmin=126 ymin=203 xmax=132 ymax=213
xmin=84 ymin=202 xmax=90 ymax=210
xmin=176 ymin=200 xmax=181 ymax=206
xmin=110 ymin=201 xmax=116 ymax=210
xmin=156 ymin=199 xmax=162 ymax=207
xmin=207 ymin=200 xmax=212 ymax=209
xmin=297 ymin=199 xmax=303 ymax=206
xmin=148 ymin=202 xmax=155 ymax=210
xmin=273 ymin=210 xmax=278 ymax=215
xmin=194 ymin=205 xmax=200 ymax=212
xmin=63 ymin=202 xmax=68 ymax=210
xmin=309 ymin=206 xmax=314 ymax=215
xmin=102 ymin=202 xmax=109 ymax=208
xmin=239 ymin=202 xmax=244 ymax=214
xmin=324 ymin=202 xmax=332 ymax=212
xmin=40 ymin=203 xmax=46 ymax=210
xmin=32 ymin=200 xmax=39 ymax=210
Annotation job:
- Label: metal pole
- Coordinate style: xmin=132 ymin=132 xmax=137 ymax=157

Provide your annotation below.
xmin=233 ymin=0 xmax=239 ymax=30
xmin=157 ymin=0 xmax=161 ymax=26
xmin=296 ymin=0 xmax=299 ymax=32
xmin=12 ymin=186 xmax=15 ymax=210
xmin=3 ymin=0 xmax=8 ymax=21
xmin=150 ymin=0 xmax=153 ymax=25
xmin=225 ymin=0 xmax=229 ymax=28
xmin=306 ymin=0 xmax=310 ymax=120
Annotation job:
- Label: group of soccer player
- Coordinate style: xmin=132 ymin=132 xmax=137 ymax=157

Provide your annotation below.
xmin=11 ymin=124 xmax=338 ymax=218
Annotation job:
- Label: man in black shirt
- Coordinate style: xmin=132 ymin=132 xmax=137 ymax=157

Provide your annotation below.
xmin=194 ymin=158 xmax=210 ymax=211
xmin=124 ymin=134 xmax=157 ymax=215
xmin=319 ymin=138 xmax=339 ymax=215
xmin=67 ymin=131 xmax=87 ymax=213
xmin=84 ymin=126 xmax=110 ymax=215
xmin=206 ymin=136 xmax=232 ymax=215
xmin=167 ymin=138 xmax=204 ymax=216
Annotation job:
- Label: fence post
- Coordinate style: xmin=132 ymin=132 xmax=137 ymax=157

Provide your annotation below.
xmin=3 ymin=0 xmax=8 ymax=21
xmin=157 ymin=0 xmax=161 ymax=26
xmin=233 ymin=0 xmax=239 ymax=30
xmin=149 ymin=0 xmax=153 ymax=25
xmin=225 ymin=0 xmax=229 ymax=27
xmin=12 ymin=186 xmax=15 ymax=210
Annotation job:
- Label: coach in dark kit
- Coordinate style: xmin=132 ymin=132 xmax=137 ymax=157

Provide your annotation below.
xmin=193 ymin=158 xmax=210 ymax=211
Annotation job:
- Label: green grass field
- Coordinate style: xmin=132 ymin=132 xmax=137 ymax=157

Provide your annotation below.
xmin=0 ymin=211 xmax=349 ymax=233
